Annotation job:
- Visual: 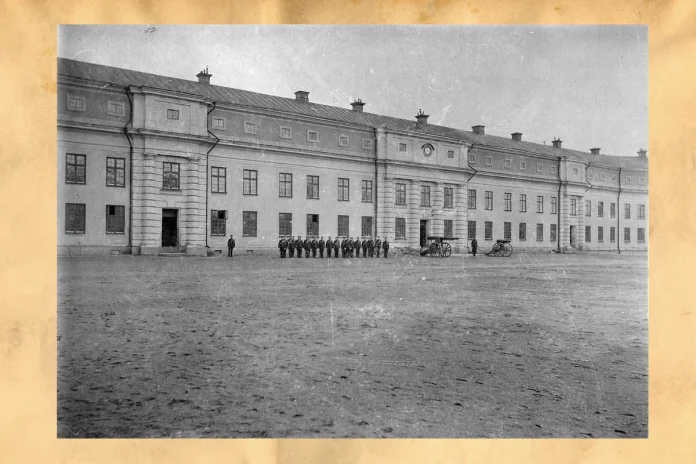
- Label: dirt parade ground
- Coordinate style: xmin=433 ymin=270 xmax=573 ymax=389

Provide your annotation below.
xmin=57 ymin=251 xmax=648 ymax=438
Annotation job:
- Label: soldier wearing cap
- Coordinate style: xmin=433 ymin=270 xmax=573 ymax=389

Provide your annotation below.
xmin=311 ymin=236 xmax=318 ymax=258
xmin=287 ymin=236 xmax=295 ymax=258
xmin=278 ymin=236 xmax=286 ymax=258
xmin=304 ymin=236 xmax=311 ymax=258
xmin=374 ymin=236 xmax=382 ymax=258
xmin=296 ymin=235 xmax=303 ymax=258
xmin=333 ymin=236 xmax=340 ymax=258
xmin=319 ymin=236 xmax=326 ymax=258
xmin=227 ymin=234 xmax=235 ymax=258
xmin=340 ymin=236 xmax=347 ymax=258
xmin=367 ymin=236 xmax=374 ymax=257
xmin=354 ymin=236 xmax=362 ymax=258
xmin=362 ymin=236 xmax=368 ymax=257
xmin=382 ymin=237 xmax=390 ymax=258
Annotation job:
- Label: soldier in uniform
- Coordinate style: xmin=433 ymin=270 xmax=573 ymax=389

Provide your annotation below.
xmin=354 ymin=236 xmax=361 ymax=258
xmin=340 ymin=236 xmax=346 ymax=258
xmin=319 ymin=236 xmax=326 ymax=258
xmin=333 ymin=237 xmax=340 ymax=258
xmin=288 ymin=236 xmax=295 ymax=258
xmin=362 ymin=236 xmax=368 ymax=257
xmin=278 ymin=236 xmax=286 ymax=258
xmin=382 ymin=237 xmax=390 ymax=257
xmin=349 ymin=237 xmax=355 ymax=258
xmin=367 ymin=236 xmax=374 ymax=257
xmin=374 ymin=236 xmax=382 ymax=258
xmin=296 ymin=235 xmax=303 ymax=258
xmin=471 ymin=238 xmax=478 ymax=257
xmin=304 ymin=236 xmax=311 ymax=258
xmin=311 ymin=236 xmax=318 ymax=258
xmin=227 ymin=234 xmax=235 ymax=258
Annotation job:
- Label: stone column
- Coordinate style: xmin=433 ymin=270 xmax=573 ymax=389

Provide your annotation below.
xmin=378 ymin=177 xmax=394 ymax=240
xmin=133 ymin=151 xmax=161 ymax=254
xmin=407 ymin=180 xmax=421 ymax=248
xmin=182 ymin=154 xmax=207 ymax=256
xmin=431 ymin=182 xmax=444 ymax=236
xmin=454 ymin=184 xmax=467 ymax=253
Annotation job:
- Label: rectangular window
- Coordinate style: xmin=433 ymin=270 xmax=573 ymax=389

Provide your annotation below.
xmin=421 ymin=185 xmax=431 ymax=207
xmin=306 ymin=214 xmax=319 ymax=237
xmin=537 ymin=163 xmax=543 ymax=173
xmin=573 ymin=168 xmax=579 ymax=175
xmin=610 ymin=202 xmax=616 ymax=218
xmin=244 ymin=122 xmax=257 ymax=134
xmin=107 ymin=101 xmax=125 ymax=117
xmin=551 ymin=197 xmax=557 ymax=214
xmin=395 ymin=183 xmax=407 ymax=205
xmin=610 ymin=227 xmax=616 ymax=243
xmin=570 ymin=197 xmax=577 ymax=216
xmin=598 ymin=226 xmax=604 ymax=243
xmin=485 ymin=191 xmax=493 ymax=210
xmin=639 ymin=177 xmax=646 ymax=184
xmin=600 ymin=173 xmax=605 ymax=180
xmin=504 ymin=193 xmax=512 ymax=211
xmin=519 ymin=194 xmax=527 ymax=212
xmin=280 ymin=127 xmax=292 ymax=139
xmin=624 ymin=227 xmax=631 ymax=243
xmin=65 ymin=203 xmax=86 ymax=234
xmin=444 ymin=187 xmax=453 ymax=209
xmin=485 ymin=156 xmax=493 ymax=166
xmin=536 ymin=223 xmax=543 ymax=241
xmin=307 ymin=175 xmax=319 ymax=199
xmin=550 ymin=224 xmax=557 ymax=242
xmin=162 ymin=162 xmax=180 ymax=190
xmin=485 ymin=221 xmax=493 ymax=240
xmin=106 ymin=157 xmax=125 ymax=187
xmin=105 ymin=205 xmax=125 ymax=234
xmin=307 ymin=130 xmax=318 ymax=142
xmin=598 ymin=201 xmax=604 ymax=218
xmin=337 ymin=215 xmax=349 ymax=237
xmin=210 ymin=210 xmax=227 ymax=236
xmin=399 ymin=143 xmax=407 ymax=152
xmin=279 ymin=173 xmax=293 ymax=198
xmin=67 ymin=94 xmax=86 ymax=111
xmin=243 ymin=211 xmax=257 ymax=237
xmin=519 ymin=223 xmax=527 ymax=241
xmin=468 ymin=221 xmax=477 ymax=239
xmin=504 ymin=159 xmax=512 ymax=168
xmin=585 ymin=200 xmax=591 ymax=217
xmin=338 ymin=135 xmax=349 ymax=147
xmin=585 ymin=225 xmax=591 ymax=242
xmin=447 ymin=150 xmax=454 ymax=159
xmin=537 ymin=196 xmax=544 ymax=213
xmin=626 ymin=176 xmax=632 ymax=183
xmin=520 ymin=161 xmax=527 ymax=170
xmin=468 ymin=189 xmax=477 ymax=209
xmin=638 ymin=228 xmax=645 ymax=243
xmin=638 ymin=204 xmax=645 ymax=219
xmin=279 ymin=213 xmax=292 ymax=237
xmin=211 ymin=166 xmax=226 ymax=193
xmin=362 ymin=180 xmax=373 ymax=203
xmin=468 ymin=153 xmax=476 ymax=163
xmin=625 ymin=204 xmax=631 ymax=219
xmin=338 ymin=178 xmax=350 ymax=201
xmin=444 ymin=220 xmax=453 ymax=238
xmin=551 ymin=166 xmax=557 ymax=174
xmin=243 ymin=170 xmax=258 ymax=196
xmin=395 ymin=218 xmax=406 ymax=239
xmin=212 ymin=117 xmax=225 ymax=130
xmin=504 ymin=222 xmax=511 ymax=240
xmin=167 ymin=109 xmax=179 ymax=120
xmin=66 ymin=154 xmax=86 ymax=184
xmin=362 ymin=216 xmax=373 ymax=237
xmin=362 ymin=138 xmax=373 ymax=150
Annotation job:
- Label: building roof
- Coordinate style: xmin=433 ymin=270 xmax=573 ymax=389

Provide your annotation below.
xmin=58 ymin=58 xmax=647 ymax=171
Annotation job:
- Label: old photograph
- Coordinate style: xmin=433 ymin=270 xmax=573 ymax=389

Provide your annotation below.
xmin=57 ymin=25 xmax=648 ymax=438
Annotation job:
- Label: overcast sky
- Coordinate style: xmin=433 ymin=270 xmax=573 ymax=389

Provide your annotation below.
xmin=58 ymin=25 xmax=647 ymax=156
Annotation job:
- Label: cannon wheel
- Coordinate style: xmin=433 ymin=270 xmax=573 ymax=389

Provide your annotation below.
xmin=503 ymin=243 xmax=513 ymax=257
xmin=429 ymin=242 xmax=441 ymax=257
xmin=442 ymin=242 xmax=451 ymax=257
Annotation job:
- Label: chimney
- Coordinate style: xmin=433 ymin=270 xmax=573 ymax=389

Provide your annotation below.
xmin=415 ymin=109 xmax=429 ymax=127
xmin=511 ymin=132 xmax=522 ymax=142
xmin=295 ymin=91 xmax=309 ymax=103
xmin=196 ymin=67 xmax=212 ymax=85
xmin=637 ymin=148 xmax=647 ymax=158
xmin=590 ymin=148 xmax=601 ymax=155
xmin=351 ymin=99 xmax=366 ymax=112
xmin=552 ymin=138 xmax=563 ymax=149
xmin=472 ymin=125 xmax=485 ymax=135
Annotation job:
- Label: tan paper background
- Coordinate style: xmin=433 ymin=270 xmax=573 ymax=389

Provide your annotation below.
xmin=1 ymin=0 xmax=694 ymax=462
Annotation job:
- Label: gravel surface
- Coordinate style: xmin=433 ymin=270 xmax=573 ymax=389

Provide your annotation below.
xmin=57 ymin=252 xmax=648 ymax=438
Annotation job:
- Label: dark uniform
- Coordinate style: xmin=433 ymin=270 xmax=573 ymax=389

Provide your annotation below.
xmin=471 ymin=238 xmax=478 ymax=257
xmin=367 ymin=237 xmax=374 ymax=257
xmin=333 ymin=238 xmax=340 ymax=258
xmin=278 ymin=237 xmax=286 ymax=258
xmin=319 ymin=237 xmax=326 ymax=258
xmin=354 ymin=237 xmax=361 ymax=258
xmin=311 ymin=238 xmax=318 ymax=258
xmin=304 ymin=237 xmax=311 ymax=258
xmin=288 ymin=237 xmax=295 ymax=258
xmin=362 ymin=238 xmax=368 ymax=257
xmin=382 ymin=238 xmax=390 ymax=258
xmin=341 ymin=237 xmax=347 ymax=258
xmin=374 ymin=237 xmax=382 ymax=258
xmin=227 ymin=235 xmax=235 ymax=257
xmin=296 ymin=236 xmax=303 ymax=258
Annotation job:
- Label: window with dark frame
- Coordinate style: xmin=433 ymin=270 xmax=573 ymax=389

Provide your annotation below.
xmin=106 ymin=205 xmax=125 ymax=234
xmin=504 ymin=193 xmax=512 ymax=211
xmin=337 ymin=215 xmax=349 ymax=237
xmin=362 ymin=138 xmax=373 ymax=150
xmin=638 ymin=228 xmax=645 ymax=243
xmin=519 ymin=222 xmax=527 ymax=241
xmin=106 ymin=157 xmax=125 ymax=187
xmin=66 ymin=154 xmax=86 ymax=184
xmin=598 ymin=201 xmax=604 ymax=217
xmin=625 ymin=203 xmax=631 ymax=219
xmin=280 ymin=127 xmax=292 ymax=139
xmin=586 ymin=200 xmax=592 ymax=217
xmin=307 ymin=175 xmax=319 ymax=199
xmin=243 ymin=211 xmax=257 ymax=237
xmin=624 ymin=227 xmax=631 ymax=243
xmin=551 ymin=196 xmax=557 ymax=214
xmin=536 ymin=223 xmax=543 ymax=241
xmin=444 ymin=187 xmax=453 ymax=209
xmin=421 ymin=185 xmax=431 ymax=207
xmin=485 ymin=191 xmax=493 ymax=210
xmin=598 ymin=226 xmax=604 ymax=243
xmin=362 ymin=180 xmax=373 ymax=203
xmin=447 ymin=150 xmax=454 ymax=158
xmin=210 ymin=210 xmax=227 ymax=236
xmin=610 ymin=202 xmax=616 ymax=218
xmin=244 ymin=122 xmax=257 ymax=134
xmin=468 ymin=189 xmax=476 ymax=209
xmin=585 ymin=225 xmax=591 ymax=242
xmin=519 ymin=194 xmax=527 ymax=212
xmin=468 ymin=220 xmax=477 ymax=239
xmin=162 ymin=162 xmax=180 ymax=190
xmin=307 ymin=130 xmax=318 ymax=142
xmin=444 ymin=219 xmax=453 ymax=238
xmin=362 ymin=216 xmax=373 ymax=237
xmin=65 ymin=203 xmax=85 ymax=234
xmin=243 ymin=170 xmax=258 ymax=195
xmin=570 ymin=197 xmax=577 ymax=216
xmin=638 ymin=204 xmax=645 ymax=219
xmin=504 ymin=222 xmax=511 ymax=240
xmin=485 ymin=221 xmax=493 ymax=240
xmin=167 ymin=109 xmax=179 ymax=120
xmin=107 ymin=101 xmax=125 ymax=117
xmin=68 ymin=94 xmax=85 ymax=111
xmin=306 ymin=214 xmax=319 ymax=237
xmin=537 ymin=196 xmax=544 ymax=213
xmin=338 ymin=178 xmax=349 ymax=201
xmin=279 ymin=213 xmax=292 ymax=236
xmin=399 ymin=143 xmax=407 ymax=152
xmin=279 ymin=173 xmax=293 ymax=198
xmin=338 ymin=135 xmax=349 ymax=147
xmin=211 ymin=166 xmax=226 ymax=193
xmin=395 ymin=183 xmax=406 ymax=205
xmin=395 ymin=218 xmax=406 ymax=239
xmin=550 ymin=224 xmax=557 ymax=242
xmin=212 ymin=117 xmax=225 ymax=130
xmin=610 ymin=227 xmax=616 ymax=243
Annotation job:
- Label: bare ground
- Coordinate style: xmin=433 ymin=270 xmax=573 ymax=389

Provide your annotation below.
xmin=57 ymin=252 xmax=648 ymax=438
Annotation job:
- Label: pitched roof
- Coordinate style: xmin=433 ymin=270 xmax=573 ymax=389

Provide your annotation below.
xmin=58 ymin=58 xmax=647 ymax=171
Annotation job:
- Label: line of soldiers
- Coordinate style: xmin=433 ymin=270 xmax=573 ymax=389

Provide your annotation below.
xmin=278 ymin=236 xmax=390 ymax=259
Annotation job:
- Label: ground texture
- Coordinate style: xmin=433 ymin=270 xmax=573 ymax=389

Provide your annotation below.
xmin=57 ymin=252 xmax=648 ymax=438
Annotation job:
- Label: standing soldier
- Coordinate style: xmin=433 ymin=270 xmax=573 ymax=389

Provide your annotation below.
xmin=362 ymin=236 xmax=368 ymax=258
xmin=367 ymin=236 xmax=374 ymax=257
xmin=333 ymin=236 xmax=340 ymax=258
xmin=288 ymin=236 xmax=295 ymax=258
xmin=296 ymin=235 xmax=303 ymax=258
xmin=227 ymin=234 xmax=236 ymax=258
xmin=374 ymin=236 xmax=382 ymax=258
xmin=311 ymin=236 xmax=318 ymax=258
xmin=354 ymin=236 xmax=362 ymax=258
xmin=382 ymin=237 xmax=390 ymax=258
xmin=278 ymin=236 xmax=285 ymax=258
xmin=341 ymin=236 xmax=348 ymax=258
xmin=325 ymin=236 xmax=332 ymax=258
xmin=304 ymin=236 xmax=311 ymax=258
xmin=349 ymin=237 xmax=355 ymax=258
xmin=471 ymin=238 xmax=478 ymax=257
xmin=319 ymin=236 xmax=326 ymax=258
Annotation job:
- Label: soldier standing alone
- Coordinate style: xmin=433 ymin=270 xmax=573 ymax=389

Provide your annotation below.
xmin=374 ymin=236 xmax=382 ymax=258
xmin=319 ymin=236 xmax=325 ymax=258
xmin=227 ymin=234 xmax=235 ymax=258
xmin=382 ymin=237 xmax=390 ymax=258
xmin=278 ymin=236 xmax=286 ymax=258
xmin=471 ymin=238 xmax=478 ymax=257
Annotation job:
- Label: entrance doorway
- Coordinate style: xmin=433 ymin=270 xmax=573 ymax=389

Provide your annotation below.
xmin=569 ymin=225 xmax=577 ymax=248
xmin=162 ymin=209 xmax=178 ymax=247
xmin=420 ymin=220 xmax=428 ymax=247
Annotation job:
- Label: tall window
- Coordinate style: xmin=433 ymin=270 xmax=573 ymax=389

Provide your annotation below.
xmin=307 ymin=175 xmax=319 ymax=199
xmin=243 ymin=211 xmax=257 ymax=237
xmin=243 ymin=170 xmax=258 ymax=195
xmin=624 ymin=228 xmax=631 ymax=243
xmin=306 ymin=214 xmax=319 ymax=236
xmin=585 ymin=226 xmax=591 ymax=242
xmin=537 ymin=196 xmax=544 ymax=213
xmin=638 ymin=204 xmax=646 ymax=220
xmin=211 ymin=167 xmax=226 ymax=193
xmin=421 ymin=185 xmax=431 ymax=206
xmin=279 ymin=213 xmax=292 ymax=236
xmin=66 ymin=154 xmax=86 ymax=184
xmin=585 ymin=200 xmax=592 ymax=217
xmin=638 ymin=228 xmax=645 ymax=243
xmin=504 ymin=193 xmax=512 ymax=211
xmin=485 ymin=191 xmax=493 ymax=210
xmin=625 ymin=204 xmax=631 ymax=219
xmin=598 ymin=226 xmax=604 ymax=243
xmin=279 ymin=173 xmax=293 ymax=198
xmin=550 ymin=224 xmax=557 ymax=242
xmin=610 ymin=227 xmax=616 ymax=243
xmin=504 ymin=222 xmax=511 ymax=240
xmin=444 ymin=187 xmax=453 ymax=209
xmin=106 ymin=205 xmax=125 ymax=234
xmin=162 ymin=162 xmax=180 ymax=190
xmin=519 ymin=223 xmax=526 ymax=241
xmin=519 ymin=194 xmax=527 ymax=212
xmin=210 ymin=210 xmax=226 ymax=236
xmin=444 ymin=219 xmax=453 ymax=238
xmin=485 ymin=221 xmax=493 ymax=240
xmin=338 ymin=215 xmax=349 ymax=236
xmin=598 ymin=201 xmax=604 ymax=218
xmin=551 ymin=196 xmax=557 ymax=214
xmin=338 ymin=178 xmax=349 ymax=201
xmin=65 ymin=203 xmax=85 ymax=234
xmin=362 ymin=216 xmax=373 ymax=237
xmin=570 ymin=197 xmax=577 ymax=216
xmin=395 ymin=218 xmax=406 ymax=239
xmin=362 ymin=180 xmax=373 ymax=203
xmin=610 ymin=203 xmax=616 ymax=218
xmin=396 ymin=183 xmax=406 ymax=205
xmin=106 ymin=157 xmax=125 ymax=187
xmin=468 ymin=189 xmax=477 ymax=209
xmin=536 ymin=223 xmax=543 ymax=241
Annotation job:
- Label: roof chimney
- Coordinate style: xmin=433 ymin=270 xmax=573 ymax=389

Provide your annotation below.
xmin=472 ymin=125 xmax=485 ymax=135
xmin=196 ymin=67 xmax=212 ymax=85
xmin=415 ymin=109 xmax=429 ymax=128
xmin=552 ymin=138 xmax=562 ymax=149
xmin=590 ymin=148 xmax=601 ymax=155
xmin=295 ymin=91 xmax=309 ymax=103
xmin=511 ymin=132 xmax=522 ymax=142
xmin=351 ymin=99 xmax=366 ymax=112
xmin=637 ymin=148 xmax=647 ymax=158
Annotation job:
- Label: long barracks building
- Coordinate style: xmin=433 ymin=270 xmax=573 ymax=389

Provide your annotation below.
xmin=57 ymin=58 xmax=648 ymax=256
